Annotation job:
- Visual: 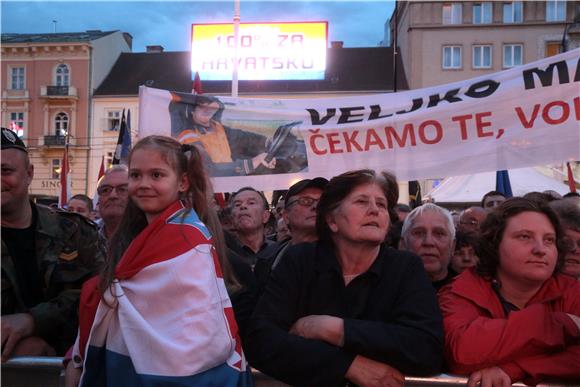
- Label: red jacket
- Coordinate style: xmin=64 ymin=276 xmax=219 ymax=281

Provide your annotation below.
xmin=439 ymin=268 xmax=580 ymax=385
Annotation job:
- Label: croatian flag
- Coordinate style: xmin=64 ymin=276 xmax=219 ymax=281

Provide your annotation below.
xmin=73 ymin=201 xmax=252 ymax=386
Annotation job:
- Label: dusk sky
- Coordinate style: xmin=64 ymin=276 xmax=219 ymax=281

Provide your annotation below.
xmin=1 ymin=1 xmax=395 ymax=52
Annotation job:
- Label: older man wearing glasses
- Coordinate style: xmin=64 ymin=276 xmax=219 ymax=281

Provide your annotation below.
xmin=254 ymin=178 xmax=328 ymax=295
xmin=96 ymin=165 xmax=129 ymax=242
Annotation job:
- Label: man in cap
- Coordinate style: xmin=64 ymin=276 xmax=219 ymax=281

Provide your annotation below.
xmin=1 ymin=127 xmax=104 ymax=361
xmin=254 ymin=177 xmax=328 ymax=294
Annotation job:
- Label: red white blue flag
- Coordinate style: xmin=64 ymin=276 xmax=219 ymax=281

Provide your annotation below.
xmin=73 ymin=201 xmax=252 ymax=386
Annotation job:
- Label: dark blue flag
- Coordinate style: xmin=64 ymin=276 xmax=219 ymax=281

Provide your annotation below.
xmin=495 ymin=170 xmax=513 ymax=198
xmin=112 ymin=109 xmax=132 ymax=165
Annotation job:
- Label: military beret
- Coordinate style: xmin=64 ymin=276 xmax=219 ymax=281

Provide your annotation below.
xmin=1 ymin=127 xmax=27 ymax=153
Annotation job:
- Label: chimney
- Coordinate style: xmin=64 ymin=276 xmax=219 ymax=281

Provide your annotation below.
xmin=330 ymin=41 xmax=344 ymax=49
xmin=146 ymin=45 xmax=164 ymax=53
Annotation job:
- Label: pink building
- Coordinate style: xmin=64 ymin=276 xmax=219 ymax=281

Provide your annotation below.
xmin=1 ymin=30 xmax=131 ymax=202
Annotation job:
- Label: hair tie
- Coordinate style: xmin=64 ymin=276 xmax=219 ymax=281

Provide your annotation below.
xmin=181 ymin=143 xmax=193 ymax=159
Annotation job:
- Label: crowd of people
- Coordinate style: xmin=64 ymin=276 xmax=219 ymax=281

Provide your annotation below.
xmin=1 ymin=125 xmax=579 ymax=386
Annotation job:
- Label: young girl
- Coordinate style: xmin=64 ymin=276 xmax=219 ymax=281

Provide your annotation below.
xmin=68 ymin=135 xmax=251 ymax=386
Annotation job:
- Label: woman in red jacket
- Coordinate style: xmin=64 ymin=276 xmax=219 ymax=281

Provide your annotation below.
xmin=439 ymin=198 xmax=580 ymax=386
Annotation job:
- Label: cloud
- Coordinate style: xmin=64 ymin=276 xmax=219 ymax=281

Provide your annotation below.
xmin=1 ymin=1 xmax=394 ymax=51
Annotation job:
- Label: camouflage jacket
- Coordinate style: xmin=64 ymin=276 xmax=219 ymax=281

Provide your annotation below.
xmin=1 ymin=203 xmax=105 ymax=354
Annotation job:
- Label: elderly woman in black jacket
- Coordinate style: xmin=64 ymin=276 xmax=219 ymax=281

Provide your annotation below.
xmin=245 ymin=169 xmax=443 ymax=387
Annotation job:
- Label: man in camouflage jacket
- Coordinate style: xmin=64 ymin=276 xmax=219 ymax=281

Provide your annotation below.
xmin=1 ymin=128 xmax=104 ymax=360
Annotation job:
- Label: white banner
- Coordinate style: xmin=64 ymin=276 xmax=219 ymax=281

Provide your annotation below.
xmin=139 ymin=49 xmax=580 ymax=192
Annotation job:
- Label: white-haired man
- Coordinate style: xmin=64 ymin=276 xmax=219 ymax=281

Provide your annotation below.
xmin=401 ymin=203 xmax=457 ymax=290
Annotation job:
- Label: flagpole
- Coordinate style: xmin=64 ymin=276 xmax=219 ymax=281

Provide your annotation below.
xmin=232 ymin=0 xmax=240 ymax=97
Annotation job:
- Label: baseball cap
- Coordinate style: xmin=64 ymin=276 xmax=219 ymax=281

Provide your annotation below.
xmin=1 ymin=127 xmax=27 ymax=153
xmin=285 ymin=177 xmax=329 ymax=207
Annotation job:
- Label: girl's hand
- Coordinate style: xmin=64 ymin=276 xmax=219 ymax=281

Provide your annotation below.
xmin=64 ymin=361 xmax=82 ymax=387
xmin=468 ymin=367 xmax=511 ymax=387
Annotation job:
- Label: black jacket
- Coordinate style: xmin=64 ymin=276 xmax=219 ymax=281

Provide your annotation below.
xmin=245 ymin=242 xmax=444 ymax=386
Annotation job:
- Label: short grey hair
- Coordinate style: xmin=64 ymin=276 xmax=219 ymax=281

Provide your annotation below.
xmin=550 ymin=198 xmax=580 ymax=230
xmin=97 ymin=164 xmax=128 ymax=187
xmin=401 ymin=203 xmax=456 ymax=244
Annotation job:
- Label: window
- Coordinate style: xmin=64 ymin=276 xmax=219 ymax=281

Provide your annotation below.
xmin=10 ymin=112 xmax=25 ymax=136
xmin=55 ymin=64 xmax=70 ymax=86
xmin=11 ymin=67 xmax=25 ymax=90
xmin=443 ymin=3 xmax=463 ymax=24
xmin=473 ymin=2 xmax=493 ymax=24
xmin=503 ymin=44 xmax=523 ymax=68
xmin=503 ymin=2 xmax=523 ymax=23
xmin=443 ymin=46 xmax=462 ymax=69
xmin=545 ymin=42 xmax=563 ymax=57
xmin=106 ymin=110 xmax=122 ymax=131
xmin=106 ymin=151 xmax=114 ymax=169
xmin=52 ymin=159 xmax=61 ymax=179
xmin=473 ymin=45 xmax=492 ymax=68
xmin=546 ymin=0 xmax=566 ymax=21
xmin=55 ymin=112 xmax=69 ymax=136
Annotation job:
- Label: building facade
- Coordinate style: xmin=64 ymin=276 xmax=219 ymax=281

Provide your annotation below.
xmin=1 ymin=30 xmax=132 ymax=202
xmin=392 ymin=0 xmax=578 ymax=89
xmin=390 ymin=0 xmax=579 ymax=195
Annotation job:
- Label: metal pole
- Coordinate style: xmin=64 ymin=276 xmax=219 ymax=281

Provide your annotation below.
xmin=232 ymin=0 xmax=240 ymax=97
xmin=392 ymin=1 xmax=398 ymax=93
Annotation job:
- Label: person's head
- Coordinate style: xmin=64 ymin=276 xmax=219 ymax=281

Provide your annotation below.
xmin=1 ymin=127 xmax=33 ymax=215
xmin=476 ymin=198 xmax=566 ymax=286
xmin=451 ymin=231 xmax=479 ymax=274
xmin=67 ymin=194 xmax=93 ymax=218
xmin=395 ymin=203 xmax=411 ymax=222
xmin=481 ymin=190 xmax=506 ymax=210
xmin=316 ymin=169 xmax=398 ymax=247
xmin=97 ymin=165 xmax=129 ymax=225
xmin=283 ymin=177 xmax=328 ymax=243
xmin=401 ymin=203 xmax=456 ymax=282
xmin=550 ymin=198 xmax=580 ymax=279
xmin=218 ymin=206 xmax=235 ymax=232
xmin=230 ymin=187 xmax=270 ymax=236
xmin=276 ymin=217 xmax=291 ymax=242
xmin=129 ymin=136 xmax=193 ymax=223
xmin=274 ymin=197 xmax=285 ymax=220
xmin=523 ymin=191 xmax=557 ymax=204
xmin=192 ymin=96 xmax=224 ymax=127
xmin=458 ymin=206 xmax=487 ymax=234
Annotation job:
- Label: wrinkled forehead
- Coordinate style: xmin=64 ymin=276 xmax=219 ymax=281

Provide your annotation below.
xmin=411 ymin=211 xmax=450 ymax=231
xmin=100 ymin=170 xmax=128 ymax=187
xmin=1 ymin=148 xmax=29 ymax=167
xmin=233 ymin=189 xmax=265 ymax=204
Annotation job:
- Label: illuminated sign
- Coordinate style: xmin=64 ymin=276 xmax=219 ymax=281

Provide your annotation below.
xmin=191 ymin=22 xmax=328 ymax=81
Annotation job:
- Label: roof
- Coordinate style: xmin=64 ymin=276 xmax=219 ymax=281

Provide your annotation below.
xmin=1 ymin=30 xmax=118 ymax=44
xmin=94 ymin=47 xmax=408 ymax=96
xmin=426 ymin=167 xmax=570 ymax=204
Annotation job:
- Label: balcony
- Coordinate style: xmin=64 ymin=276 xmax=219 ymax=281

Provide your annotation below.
xmin=2 ymin=89 xmax=30 ymax=101
xmin=43 ymin=135 xmax=66 ymax=146
xmin=40 ymin=86 xmax=78 ymax=99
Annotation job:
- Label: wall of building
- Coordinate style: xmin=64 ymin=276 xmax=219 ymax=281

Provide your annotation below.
xmin=90 ymin=32 xmax=132 ymax=92
xmin=88 ymin=96 xmax=139 ymax=196
xmin=415 ymin=24 xmax=566 ymax=88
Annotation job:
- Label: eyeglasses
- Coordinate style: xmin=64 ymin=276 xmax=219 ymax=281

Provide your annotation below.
xmin=286 ymin=197 xmax=319 ymax=208
xmin=459 ymin=219 xmax=479 ymax=226
xmin=97 ymin=184 xmax=128 ymax=196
